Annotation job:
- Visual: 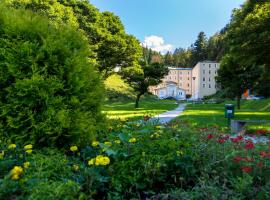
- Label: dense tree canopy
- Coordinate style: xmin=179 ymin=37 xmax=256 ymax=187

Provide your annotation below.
xmin=218 ymin=0 xmax=270 ymax=99
xmin=4 ymin=0 xmax=142 ymax=78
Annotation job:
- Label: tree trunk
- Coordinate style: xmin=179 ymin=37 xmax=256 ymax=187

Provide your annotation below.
xmin=237 ymin=95 xmax=241 ymax=110
xmin=135 ymin=93 xmax=143 ymax=108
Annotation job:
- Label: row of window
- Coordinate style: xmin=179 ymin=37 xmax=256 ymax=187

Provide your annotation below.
xmin=202 ymin=84 xmax=218 ymax=89
xmin=202 ymin=70 xmax=217 ymax=75
xmin=167 ymin=76 xmax=191 ymax=80
xmin=202 ymin=63 xmax=218 ymax=68
xmin=169 ymin=71 xmax=191 ymax=75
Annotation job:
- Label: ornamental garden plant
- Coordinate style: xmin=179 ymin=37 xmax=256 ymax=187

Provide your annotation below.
xmin=0 ymin=5 xmax=104 ymax=148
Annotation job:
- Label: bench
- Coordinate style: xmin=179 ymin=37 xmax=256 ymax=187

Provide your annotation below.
xmin=231 ymin=120 xmax=270 ymax=133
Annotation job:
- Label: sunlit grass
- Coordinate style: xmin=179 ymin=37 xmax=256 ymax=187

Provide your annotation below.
xmin=103 ymin=99 xmax=178 ymax=120
xmin=179 ymin=99 xmax=270 ymax=128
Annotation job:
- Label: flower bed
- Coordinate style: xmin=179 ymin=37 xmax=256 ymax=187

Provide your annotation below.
xmin=0 ymin=119 xmax=270 ymax=199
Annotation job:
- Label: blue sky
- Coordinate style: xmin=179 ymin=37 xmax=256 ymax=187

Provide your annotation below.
xmin=90 ymin=0 xmax=245 ymax=53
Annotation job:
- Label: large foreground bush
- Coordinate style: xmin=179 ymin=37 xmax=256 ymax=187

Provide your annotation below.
xmin=0 ymin=6 xmax=104 ymax=147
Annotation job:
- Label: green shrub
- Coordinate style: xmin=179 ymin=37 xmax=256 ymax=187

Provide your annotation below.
xmin=0 ymin=6 xmax=104 ymax=148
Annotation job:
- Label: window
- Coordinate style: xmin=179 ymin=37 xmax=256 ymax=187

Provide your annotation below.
xmin=188 ymin=72 xmax=189 ymax=75
xmin=209 ymin=77 xmax=211 ymax=82
xmin=203 ymin=70 xmax=205 ymax=74
xmin=187 ymin=77 xmax=189 ymax=80
xmin=187 ymin=84 xmax=190 ymax=87
xmin=209 ymin=64 xmax=211 ymax=68
xmin=209 ymin=84 xmax=211 ymax=88
xmin=169 ymin=76 xmax=171 ymax=79
xmin=203 ymin=77 xmax=205 ymax=81
xmin=215 ymin=64 xmax=217 ymax=68
xmin=203 ymin=84 xmax=205 ymax=88
xmin=215 ymin=70 xmax=217 ymax=74
xmin=180 ymin=72 xmax=182 ymax=75
xmin=209 ymin=70 xmax=211 ymax=74
xmin=179 ymin=77 xmax=182 ymax=80
xmin=175 ymin=77 xmax=176 ymax=80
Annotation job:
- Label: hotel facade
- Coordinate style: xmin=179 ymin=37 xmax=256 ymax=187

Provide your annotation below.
xmin=149 ymin=61 xmax=220 ymax=100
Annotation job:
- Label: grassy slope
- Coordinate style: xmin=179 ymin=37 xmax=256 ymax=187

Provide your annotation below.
xmin=179 ymin=99 xmax=270 ymax=130
xmin=104 ymin=74 xmax=135 ymax=99
xmin=103 ymin=74 xmax=178 ymax=120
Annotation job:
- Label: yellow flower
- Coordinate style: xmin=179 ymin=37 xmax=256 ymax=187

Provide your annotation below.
xmin=155 ymin=126 xmax=162 ymax=129
xmin=88 ymin=158 xmax=95 ymax=166
xmin=11 ymin=174 xmax=20 ymax=180
xmin=0 ymin=151 xmax=4 ymax=159
xmin=70 ymin=146 xmax=78 ymax=152
xmin=128 ymin=138 xmax=136 ymax=143
xmin=104 ymin=141 xmax=112 ymax=147
xmin=8 ymin=144 xmax=16 ymax=149
xmin=23 ymin=162 xmax=30 ymax=169
xmin=26 ymin=149 xmax=32 ymax=154
xmin=72 ymin=165 xmax=79 ymax=171
xmin=24 ymin=144 xmax=33 ymax=150
xmin=100 ymin=156 xmax=110 ymax=165
xmin=114 ymin=140 xmax=121 ymax=144
xmin=91 ymin=141 xmax=99 ymax=147
xmin=10 ymin=166 xmax=23 ymax=180
xmin=95 ymin=155 xmax=110 ymax=166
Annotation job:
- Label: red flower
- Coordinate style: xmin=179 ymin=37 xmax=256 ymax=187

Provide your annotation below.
xmin=241 ymin=166 xmax=252 ymax=173
xmin=259 ymin=151 xmax=270 ymax=159
xmin=207 ymin=134 xmax=214 ymax=140
xmin=218 ymin=138 xmax=226 ymax=143
xmin=231 ymin=135 xmax=243 ymax=143
xmin=233 ymin=156 xmax=244 ymax=162
xmin=245 ymin=140 xmax=254 ymax=150
xmin=256 ymin=129 xmax=268 ymax=135
xmin=257 ymin=162 xmax=264 ymax=168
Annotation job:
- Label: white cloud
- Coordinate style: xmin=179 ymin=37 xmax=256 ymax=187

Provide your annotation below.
xmin=142 ymin=35 xmax=173 ymax=55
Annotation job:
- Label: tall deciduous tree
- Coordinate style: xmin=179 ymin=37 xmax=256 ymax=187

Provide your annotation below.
xmin=5 ymin=0 xmax=142 ymax=78
xmin=217 ymin=55 xmax=261 ymax=109
xmin=122 ymin=62 xmax=168 ymax=108
xmin=222 ymin=1 xmax=270 ymax=97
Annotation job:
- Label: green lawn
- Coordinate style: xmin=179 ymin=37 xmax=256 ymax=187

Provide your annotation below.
xmin=179 ymin=99 xmax=270 ymax=130
xmin=103 ymin=99 xmax=178 ymax=120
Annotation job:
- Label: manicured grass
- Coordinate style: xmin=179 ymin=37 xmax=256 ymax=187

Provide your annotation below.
xmin=179 ymin=99 xmax=270 ymax=130
xmin=103 ymin=99 xmax=178 ymax=120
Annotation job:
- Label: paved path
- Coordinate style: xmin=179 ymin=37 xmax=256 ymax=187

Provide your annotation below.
xmin=150 ymin=104 xmax=187 ymax=124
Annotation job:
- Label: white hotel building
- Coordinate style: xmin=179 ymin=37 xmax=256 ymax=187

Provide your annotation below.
xmin=149 ymin=61 xmax=220 ymax=100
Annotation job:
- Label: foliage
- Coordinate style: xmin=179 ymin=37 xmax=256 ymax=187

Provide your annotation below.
xmin=122 ymin=61 xmax=169 ymax=108
xmin=217 ymin=54 xmax=261 ymax=109
xmin=0 ymin=6 xmax=104 ymax=148
xmin=4 ymin=0 xmax=143 ymax=78
xmin=220 ymin=1 xmax=270 ymax=98
xmin=1 ymin=114 xmax=270 ymax=199
xmin=190 ymin=32 xmax=208 ymax=66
